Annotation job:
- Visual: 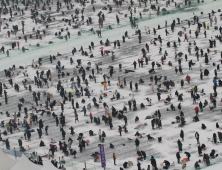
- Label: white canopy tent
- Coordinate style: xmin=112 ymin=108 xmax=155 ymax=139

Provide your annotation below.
xmin=10 ymin=154 xmax=42 ymax=170
xmin=41 ymin=160 xmax=59 ymax=170
xmin=0 ymin=149 xmax=18 ymax=170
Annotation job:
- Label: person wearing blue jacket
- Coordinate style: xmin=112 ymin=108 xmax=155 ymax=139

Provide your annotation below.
xmin=82 ymin=106 xmax=86 ymax=116
xmin=213 ymin=77 xmax=217 ymax=85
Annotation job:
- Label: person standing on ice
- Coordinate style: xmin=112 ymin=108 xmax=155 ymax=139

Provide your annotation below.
xmin=195 ymin=132 xmax=200 ymax=144
xmin=117 ymin=41 xmax=121 ymax=48
xmin=130 ymin=81 xmax=133 ymax=90
xmin=194 ymin=106 xmax=199 ymax=116
xmin=116 ymin=15 xmax=120 ymax=25
xmin=135 ymin=82 xmax=138 ymax=91
xmin=113 ymin=153 xmax=116 ymax=165
xmin=176 ymin=152 xmax=181 ymax=164
xmin=151 ymin=156 xmax=157 ymax=169
xmin=137 ymin=161 xmax=141 ymax=170
xmin=118 ymin=126 xmax=122 ymax=136
xmin=177 ymin=139 xmax=183 ymax=152
xmin=180 ymin=130 xmax=184 ymax=141
xmin=133 ymin=61 xmax=137 ymax=69
xmin=98 ymin=129 xmax=101 ymax=141
xmin=135 ymin=138 xmax=140 ymax=150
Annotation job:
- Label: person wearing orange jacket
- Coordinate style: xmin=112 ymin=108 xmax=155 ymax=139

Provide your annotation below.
xmin=103 ymin=81 xmax=107 ymax=90
xmin=113 ymin=153 xmax=116 ymax=165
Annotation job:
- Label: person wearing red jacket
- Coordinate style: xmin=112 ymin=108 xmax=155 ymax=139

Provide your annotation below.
xmin=138 ymin=59 xmax=141 ymax=67
xmin=195 ymin=106 xmax=199 ymax=116
xmin=90 ymin=112 xmax=93 ymax=123
xmin=186 ymin=75 xmax=190 ymax=84
xmin=7 ymin=31 xmax=10 ymax=38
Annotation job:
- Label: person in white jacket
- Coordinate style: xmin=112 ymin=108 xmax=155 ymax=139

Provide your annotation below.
xmin=199 ymin=64 xmax=203 ymax=72
xmin=98 ymin=129 xmax=101 ymax=141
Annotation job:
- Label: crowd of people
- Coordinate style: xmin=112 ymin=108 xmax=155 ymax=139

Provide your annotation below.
xmin=0 ymin=0 xmax=222 ymax=169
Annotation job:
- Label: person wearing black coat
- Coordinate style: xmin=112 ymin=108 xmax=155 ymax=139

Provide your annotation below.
xmin=70 ymin=126 xmax=74 ymax=135
xmin=137 ymin=161 xmax=141 ymax=170
xmin=213 ymin=133 xmax=217 ymax=144
xmin=37 ymin=128 xmax=42 ymax=138
xmin=216 ymin=122 xmax=219 ymax=128
xmin=27 ymin=130 xmax=31 ymax=141
xmin=110 ymin=122 xmax=113 ymax=129
xmin=141 ymin=150 xmax=146 ymax=159
xmin=176 ymin=152 xmax=181 ymax=164
xmin=199 ymin=101 xmax=203 ymax=111
xmin=184 ymin=151 xmax=191 ymax=161
xmin=180 ymin=130 xmax=184 ymax=141
xmin=135 ymin=83 xmax=138 ymax=91
xmin=198 ymin=145 xmax=202 ymax=156
xmin=177 ymin=139 xmax=183 ymax=152
xmin=210 ymin=149 xmax=215 ymax=158
xmin=135 ymin=138 xmax=140 ymax=150
xmin=18 ymin=139 xmax=22 ymax=147
xmin=62 ymin=130 xmax=66 ymax=140
xmin=35 ymin=96 xmax=38 ymax=106
xmin=151 ymin=119 xmax=155 ymax=129
xmin=122 ymin=36 xmax=125 ymax=43
xmin=82 ymin=140 xmax=86 ymax=149
xmin=201 ymin=123 xmax=206 ymax=129
xmin=118 ymin=126 xmax=122 ymax=136
xmin=130 ymin=81 xmax=132 ymax=90
xmin=72 ymin=99 xmax=74 ymax=109
xmin=6 ymin=138 xmax=10 ymax=149
xmin=151 ymin=156 xmax=157 ymax=168
xmin=128 ymin=100 xmax=132 ymax=110
xmin=157 ymin=110 xmax=161 ymax=119
xmin=56 ymin=116 xmax=59 ymax=126
xmin=163 ymin=160 xmax=170 ymax=169
xmin=79 ymin=143 xmax=83 ymax=153
xmin=40 ymin=140 xmax=45 ymax=146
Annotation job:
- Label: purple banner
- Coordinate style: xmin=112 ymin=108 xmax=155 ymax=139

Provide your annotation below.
xmin=100 ymin=145 xmax=106 ymax=167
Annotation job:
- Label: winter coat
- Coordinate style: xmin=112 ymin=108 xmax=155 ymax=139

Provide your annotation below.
xmin=205 ymin=155 xmax=210 ymax=165
xmin=113 ymin=153 xmax=116 ymax=160
xmin=178 ymin=141 xmax=183 ymax=151
xmin=137 ymin=162 xmax=141 ymax=170
xmin=195 ymin=107 xmax=199 ymax=112
xmin=90 ymin=112 xmax=93 ymax=119
xmin=180 ymin=130 xmax=184 ymax=139
xmin=187 ymin=76 xmax=190 ymax=82
xmin=135 ymin=139 xmax=140 ymax=146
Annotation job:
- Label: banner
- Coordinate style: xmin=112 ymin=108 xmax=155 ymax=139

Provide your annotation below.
xmin=99 ymin=145 xmax=106 ymax=167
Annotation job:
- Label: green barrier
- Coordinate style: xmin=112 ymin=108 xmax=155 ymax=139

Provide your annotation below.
xmin=48 ymin=41 xmax=53 ymax=44
xmin=56 ymin=36 xmax=63 ymax=39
